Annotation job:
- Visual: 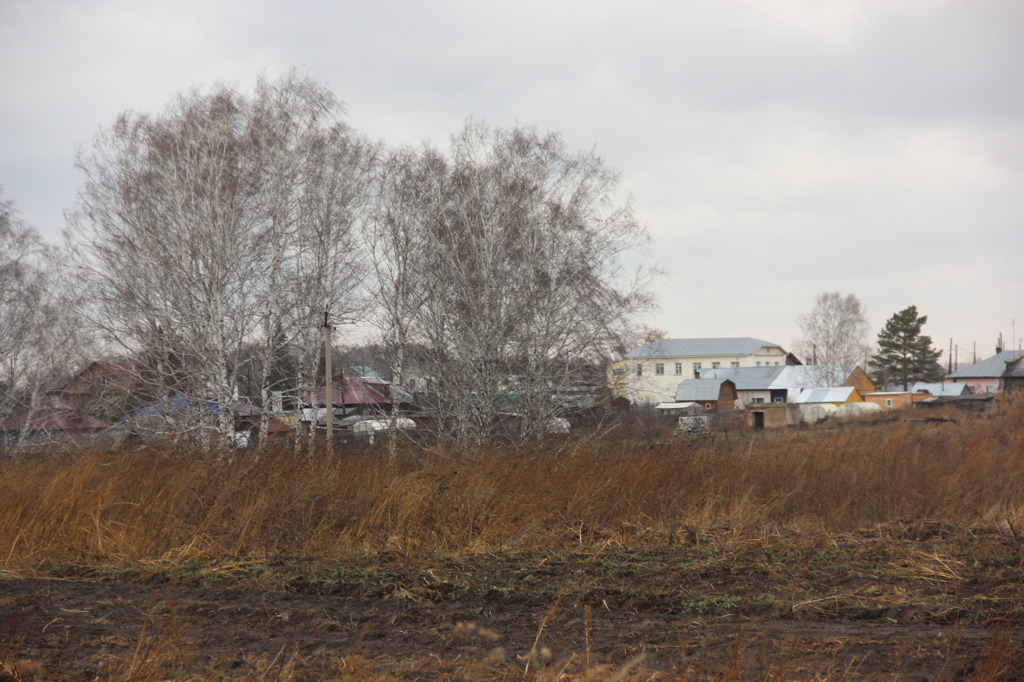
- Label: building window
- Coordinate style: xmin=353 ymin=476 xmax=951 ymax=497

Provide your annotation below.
xmin=612 ymin=368 xmax=625 ymax=376
xmin=675 ymin=362 xmax=682 ymax=375
xmin=712 ymin=362 xmax=721 ymax=369
xmin=885 ymin=398 xmax=893 ymax=407
xmin=731 ymin=361 xmax=740 ymax=368
xmin=773 ymin=396 xmax=784 ymax=403
xmin=408 ymin=378 xmax=416 ymax=389
xmin=692 ymin=362 xmax=701 ymax=374
xmin=756 ymin=361 xmax=761 ymax=367
xmin=751 ymin=397 xmax=765 ymax=404
xmin=655 ymin=363 xmax=664 ymax=376
xmin=636 ymin=364 xmax=642 ymax=377
xmin=705 ymin=403 xmax=712 ymax=410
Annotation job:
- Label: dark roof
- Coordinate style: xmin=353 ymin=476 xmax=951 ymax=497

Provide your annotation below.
xmin=948 ymin=350 xmax=1022 ymax=379
xmin=1003 ymin=354 xmax=1024 ymax=379
xmin=64 ymin=359 xmax=141 ymax=391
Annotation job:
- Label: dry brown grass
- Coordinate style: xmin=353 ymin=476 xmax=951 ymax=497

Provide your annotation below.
xmin=1 ymin=399 xmax=1022 ymax=567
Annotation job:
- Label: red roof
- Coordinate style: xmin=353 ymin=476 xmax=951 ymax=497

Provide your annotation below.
xmin=63 ymin=359 xmax=141 ymax=394
xmin=3 ymin=406 xmax=111 ymax=433
xmin=300 ymin=377 xmax=391 ymax=407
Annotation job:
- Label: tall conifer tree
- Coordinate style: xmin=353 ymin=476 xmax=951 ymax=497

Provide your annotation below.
xmin=871 ymin=305 xmax=943 ymax=390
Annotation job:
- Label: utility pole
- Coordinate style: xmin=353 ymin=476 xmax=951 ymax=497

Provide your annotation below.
xmin=323 ymin=311 xmax=333 ymax=446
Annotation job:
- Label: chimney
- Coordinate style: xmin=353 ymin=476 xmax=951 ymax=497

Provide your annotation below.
xmin=997 ymin=333 xmax=1004 ymax=355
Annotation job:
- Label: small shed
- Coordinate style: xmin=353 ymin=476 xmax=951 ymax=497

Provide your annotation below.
xmin=745 ymin=403 xmax=799 ymax=430
xmin=674 ymin=379 xmax=737 ymax=413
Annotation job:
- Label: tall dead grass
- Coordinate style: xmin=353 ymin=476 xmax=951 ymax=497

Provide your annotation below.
xmin=1 ymin=401 xmax=1022 ymax=565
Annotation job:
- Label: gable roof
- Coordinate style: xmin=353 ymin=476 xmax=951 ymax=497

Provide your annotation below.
xmin=948 ymin=350 xmax=1022 ymax=379
xmin=1004 ymin=354 xmax=1024 ymax=379
xmin=674 ymin=378 xmax=736 ymax=402
xmin=627 ymin=337 xmax=782 ymax=359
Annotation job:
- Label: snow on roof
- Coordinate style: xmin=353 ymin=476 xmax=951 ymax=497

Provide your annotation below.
xmin=696 ymin=366 xmax=781 ymax=389
xmin=947 ymin=350 xmax=1022 ymax=379
xmin=792 ymin=387 xmax=856 ymax=404
xmin=698 ymin=365 xmax=828 ymax=390
xmin=627 ymin=337 xmax=782 ymax=359
xmin=654 ymin=401 xmax=700 ymax=410
xmin=912 ymin=382 xmax=970 ymax=396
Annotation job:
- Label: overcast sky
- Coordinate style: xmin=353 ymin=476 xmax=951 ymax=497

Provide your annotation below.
xmin=2 ymin=0 xmax=1022 ymax=364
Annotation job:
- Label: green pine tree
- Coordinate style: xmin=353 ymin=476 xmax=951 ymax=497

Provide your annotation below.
xmin=871 ymin=305 xmax=943 ymax=390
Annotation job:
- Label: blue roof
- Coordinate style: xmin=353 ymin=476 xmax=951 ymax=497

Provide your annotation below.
xmin=126 ymin=394 xmax=219 ymax=419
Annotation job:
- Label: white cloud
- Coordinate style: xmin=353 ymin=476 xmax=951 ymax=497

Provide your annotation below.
xmin=1 ymin=0 xmax=1022 ymax=355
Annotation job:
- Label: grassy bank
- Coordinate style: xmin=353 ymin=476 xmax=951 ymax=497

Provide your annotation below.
xmin=2 ymin=401 xmax=1022 ymax=566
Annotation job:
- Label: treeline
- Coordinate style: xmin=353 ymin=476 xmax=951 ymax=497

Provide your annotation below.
xmin=1 ymin=71 xmax=653 ymax=447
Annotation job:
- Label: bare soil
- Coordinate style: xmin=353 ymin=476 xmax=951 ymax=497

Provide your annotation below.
xmin=3 ymin=526 xmax=1024 ymax=680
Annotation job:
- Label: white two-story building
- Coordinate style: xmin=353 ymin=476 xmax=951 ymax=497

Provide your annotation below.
xmin=607 ymin=337 xmax=794 ymax=405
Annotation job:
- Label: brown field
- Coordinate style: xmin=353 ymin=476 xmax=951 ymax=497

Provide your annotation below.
xmin=2 ymin=401 xmax=1024 ymax=680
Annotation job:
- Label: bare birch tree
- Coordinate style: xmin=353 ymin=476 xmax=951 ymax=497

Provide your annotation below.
xmin=369 ymin=121 xmax=654 ymax=444
xmin=281 ymin=125 xmax=377 ymax=453
xmin=0 ymin=191 xmax=46 ymax=410
xmin=67 ymin=73 xmax=375 ymax=449
xmin=793 ymin=292 xmax=872 ymax=386
xmin=245 ymin=73 xmax=377 ymax=446
xmin=68 ymin=86 xmax=260 ymax=447
xmin=1 ymin=191 xmax=93 ymax=446
xmin=1 ymin=191 xmax=52 ymax=428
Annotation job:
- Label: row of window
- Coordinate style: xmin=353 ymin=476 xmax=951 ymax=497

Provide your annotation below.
xmin=633 ymin=359 xmax=746 ymax=377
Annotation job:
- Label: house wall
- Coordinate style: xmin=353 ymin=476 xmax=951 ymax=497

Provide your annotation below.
xmin=745 ymin=406 xmax=795 ymax=430
xmin=947 ymin=377 xmax=1002 ymax=394
xmin=845 ymin=390 xmax=865 ymax=404
xmin=844 ymin=367 xmax=876 ymax=394
xmin=864 ymin=393 xmax=914 ymax=410
xmin=608 ymin=346 xmax=788 ymax=405
xmin=736 ymin=389 xmax=771 ymax=408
